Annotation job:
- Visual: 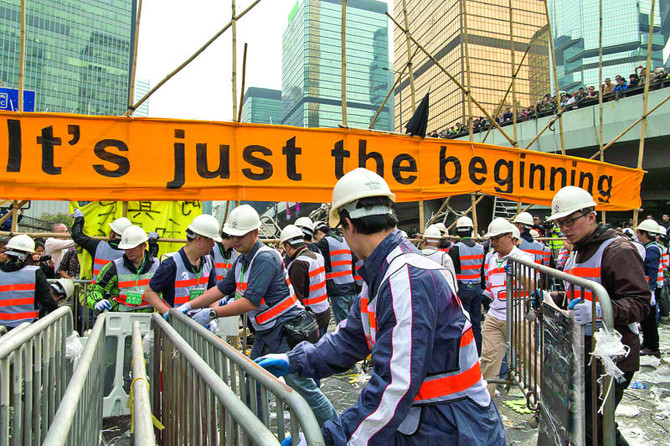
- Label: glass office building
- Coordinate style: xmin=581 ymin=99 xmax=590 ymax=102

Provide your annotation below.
xmin=281 ymin=0 xmax=393 ymax=130
xmin=548 ymin=0 xmax=669 ymax=92
xmin=0 ymin=0 xmax=136 ymax=115
xmin=240 ymin=87 xmax=282 ymax=124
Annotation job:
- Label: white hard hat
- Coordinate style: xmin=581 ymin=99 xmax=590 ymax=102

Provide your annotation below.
xmin=294 ymin=217 xmax=314 ymax=235
xmin=456 ymin=216 xmax=474 ymax=229
xmin=512 ymin=212 xmax=534 ymax=227
xmin=432 ymin=222 xmax=449 ymax=237
xmin=424 ymin=225 xmax=442 ymax=240
xmin=109 ymin=217 xmax=132 ymax=235
xmin=511 ymin=226 xmax=520 ymax=240
xmin=280 ymin=225 xmax=305 ymax=245
xmin=546 ymin=186 xmax=598 ymax=221
xmin=329 ymin=168 xmax=396 ymax=227
xmin=118 ymin=225 xmax=148 ymax=249
xmin=313 ymin=221 xmax=328 ymax=233
xmin=51 ymin=278 xmax=75 ymax=299
xmin=189 ymin=214 xmax=223 ymax=242
xmin=635 ymin=219 xmax=660 ymax=235
xmin=223 ymin=205 xmax=260 ymax=237
xmin=622 ymin=227 xmax=635 ymax=238
xmin=529 ymin=229 xmax=541 ymax=240
xmin=657 ymin=225 xmax=667 ymax=236
xmin=485 ymin=217 xmax=515 ymax=238
xmin=5 ymin=234 xmax=35 ymax=256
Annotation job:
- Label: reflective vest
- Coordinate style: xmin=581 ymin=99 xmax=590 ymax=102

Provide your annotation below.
xmin=113 ymin=256 xmax=159 ymax=310
xmin=353 ymin=259 xmax=364 ymax=287
xmin=519 ymin=238 xmax=550 ymax=266
xmin=485 ymin=248 xmax=531 ymax=321
xmin=235 ymin=245 xmax=301 ymax=331
xmin=0 ymin=266 xmax=39 ymax=328
xmin=172 ymin=252 xmax=214 ymax=306
xmin=211 ymin=244 xmax=238 ymax=281
xmin=643 ymin=241 xmax=662 ymax=287
xmin=557 ymin=247 xmax=570 ymax=270
xmin=325 ymin=237 xmax=354 ymax=285
xmin=290 ymin=249 xmax=330 ymax=314
xmin=360 ymin=252 xmax=490 ymax=407
xmin=92 ymin=241 xmax=124 ymax=282
xmin=454 ymin=241 xmax=484 ymax=283
xmin=654 ymin=243 xmax=668 ymax=289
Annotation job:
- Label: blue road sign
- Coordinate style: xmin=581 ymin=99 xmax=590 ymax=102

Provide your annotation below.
xmin=0 ymin=87 xmax=36 ymax=112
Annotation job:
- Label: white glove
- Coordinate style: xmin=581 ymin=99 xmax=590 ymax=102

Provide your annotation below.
xmin=94 ymin=299 xmax=111 ymax=312
xmin=569 ymin=298 xmax=601 ymax=325
xmin=206 ymin=319 xmax=218 ymax=334
xmin=176 ymin=302 xmax=191 ymax=313
xmin=192 ymin=308 xmax=214 ymax=326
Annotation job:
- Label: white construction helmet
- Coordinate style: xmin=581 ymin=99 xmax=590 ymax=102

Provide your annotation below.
xmin=529 ymin=229 xmax=541 ymax=240
xmin=109 ymin=217 xmax=132 ymax=235
xmin=280 ymin=225 xmax=305 ymax=245
xmin=294 ymin=217 xmax=314 ymax=235
xmin=424 ymin=225 xmax=442 ymax=240
xmin=5 ymin=234 xmax=35 ymax=257
xmin=51 ymin=278 xmax=75 ymax=299
xmin=223 ymin=205 xmax=260 ymax=237
xmin=456 ymin=216 xmax=474 ymax=229
xmin=547 ymin=186 xmax=598 ymax=221
xmin=189 ymin=214 xmax=223 ymax=242
xmin=511 ymin=225 xmax=520 ymax=240
xmin=512 ymin=212 xmax=534 ymax=227
xmin=118 ymin=225 xmax=148 ymax=249
xmin=313 ymin=221 xmax=328 ymax=233
xmin=622 ymin=227 xmax=635 ymax=238
xmin=329 ymin=168 xmax=396 ymax=227
xmin=432 ymin=222 xmax=449 ymax=237
xmin=485 ymin=217 xmax=515 ymax=238
xmin=657 ymin=226 xmax=667 ymax=237
xmin=635 ymin=219 xmax=660 ymax=235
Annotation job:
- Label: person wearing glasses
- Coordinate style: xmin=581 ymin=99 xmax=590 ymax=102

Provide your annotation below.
xmin=546 ymin=186 xmax=650 ymax=446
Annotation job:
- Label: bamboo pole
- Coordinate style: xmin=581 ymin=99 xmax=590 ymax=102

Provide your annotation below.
xmin=543 ymin=0 xmax=566 ymax=155
xmin=10 ymin=202 xmax=19 ymax=233
xmin=231 ymin=0 xmax=238 ymax=121
xmin=426 ymin=198 xmax=451 ymax=227
xmin=0 ymin=231 xmax=282 ymax=244
xmin=523 ymin=107 xmax=566 ymax=150
xmin=18 ymin=0 xmax=26 ymax=112
xmin=0 ymin=201 xmax=27 ymax=227
xmin=634 ymin=0 xmax=656 ymax=227
xmin=419 ymin=201 xmax=425 ymax=231
xmin=509 ymin=0 xmax=518 ymax=146
xmin=341 ymin=0 xmax=348 ymax=127
xmin=122 ymin=202 xmax=128 ymax=218
xmin=446 ymin=195 xmax=486 ymax=231
xmin=386 ymin=12 xmax=517 ymax=146
xmin=511 ymin=203 xmax=535 ymax=220
xmin=462 ymin=0 xmax=474 ymax=140
xmin=401 ymin=0 xmax=417 ymax=113
xmin=471 ymin=193 xmax=479 ymax=236
xmin=237 ymin=43 xmax=248 ymax=123
xmin=369 ymin=47 xmax=419 ymax=129
xmin=123 ymin=0 xmax=262 ymax=116
xmin=127 ymin=0 xmax=143 ymax=116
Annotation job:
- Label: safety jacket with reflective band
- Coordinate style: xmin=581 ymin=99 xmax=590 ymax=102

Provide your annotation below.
xmin=484 ymin=247 xmax=533 ymax=322
xmin=172 ymin=253 xmax=214 ymax=306
xmin=212 ymin=245 xmax=238 ymax=281
xmin=519 ymin=238 xmax=550 ymax=266
xmin=0 ymin=266 xmax=39 ymax=328
xmin=454 ymin=241 xmax=485 ymax=283
xmin=353 ymin=259 xmax=364 ymax=287
xmin=656 ymin=243 xmax=668 ymax=289
xmin=113 ymin=257 xmax=159 ymax=310
xmin=360 ymin=252 xmax=490 ymax=407
xmin=641 ymin=241 xmax=662 ymax=288
xmin=235 ymin=245 xmax=301 ymax=331
xmin=291 ymin=250 xmax=330 ymax=314
xmin=92 ymin=241 xmax=124 ymax=282
xmin=557 ymin=247 xmax=570 ymax=270
xmin=325 ymin=237 xmax=354 ymax=284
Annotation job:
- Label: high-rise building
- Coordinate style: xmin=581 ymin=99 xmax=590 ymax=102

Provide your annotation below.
xmin=0 ymin=0 xmax=136 ymax=115
xmin=548 ymin=0 xmax=669 ymax=92
xmin=133 ymin=78 xmax=151 ymax=117
xmin=393 ymin=0 xmax=549 ymax=133
xmin=281 ymin=0 xmax=393 ymax=130
xmin=240 ymin=87 xmax=282 ymax=124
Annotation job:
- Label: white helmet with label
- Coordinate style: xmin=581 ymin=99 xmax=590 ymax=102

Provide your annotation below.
xmin=456 ymin=216 xmax=474 ymax=229
xmin=423 ymin=225 xmax=442 ymax=240
xmin=109 ymin=217 xmax=132 ymax=236
xmin=329 ymin=168 xmax=396 ymax=227
xmin=118 ymin=225 xmax=148 ymax=249
xmin=51 ymin=278 xmax=75 ymax=299
xmin=223 ymin=205 xmax=260 ymax=237
xmin=280 ymin=225 xmax=305 ymax=245
xmin=5 ymin=234 xmax=35 ymax=257
xmin=512 ymin=212 xmax=534 ymax=227
xmin=547 ymin=186 xmax=598 ymax=221
xmin=485 ymin=217 xmax=515 ymax=238
xmin=189 ymin=214 xmax=223 ymax=242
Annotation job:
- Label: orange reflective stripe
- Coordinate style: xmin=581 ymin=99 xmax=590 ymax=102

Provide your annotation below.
xmin=255 ymin=295 xmax=298 ymax=324
xmin=456 ymin=273 xmax=480 ymax=280
xmin=0 ymin=283 xmax=35 ymax=292
xmin=355 ymin=264 xmax=362 ymax=271
xmin=236 ymin=282 xmax=248 ymax=291
xmin=460 ymin=328 xmax=474 ymax=347
xmin=173 ymin=296 xmax=189 ymax=305
xmin=309 ymin=281 xmax=326 ymax=292
xmin=0 ymin=311 xmax=38 ymax=320
xmin=215 ymin=263 xmax=232 ymax=269
xmin=326 ymin=270 xmax=353 ymax=279
xmin=461 ymin=254 xmax=484 ymax=260
xmin=568 ymin=266 xmax=601 ymax=277
xmin=303 ymin=293 xmax=328 ymax=305
xmin=331 ymin=260 xmax=351 ymax=268
xmin=353 ymin=275 xmax=362 ymax=281
xmin=175 ymin=277 xmax=209 ymax=288
xmin=118 ymin=278 xmax=151 ymax=288
xmin=330 ymin=249 xmax=351 ymax=256
xmin=115 ymin=295 xmax=148 ymax=306
xmin=460 ymin=264 xmax=481 ymax=270
xmin=414 ymin=361 xmax=482 ymax=401
xmin=309 ymin=266 xmax=325 ymax=278
xmin=0 ymin=297 xmax=35 ymax=306
xmin=93 ymin=258 xmax=110 ymax=265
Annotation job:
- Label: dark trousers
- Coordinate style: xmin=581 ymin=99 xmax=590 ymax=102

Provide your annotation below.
xmin=585 ymin=368 xmax=634 ymax=446
xmin=640 ymin=298 xmax=660 ymax=351
xmin=457 ymin=282 xmax=483 ymax=354
xmin=658 ymin=284 xmax=670 ymax=318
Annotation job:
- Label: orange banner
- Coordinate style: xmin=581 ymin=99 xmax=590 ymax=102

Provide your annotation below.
xmin=0 ymin=111 xmax=643 ymax=210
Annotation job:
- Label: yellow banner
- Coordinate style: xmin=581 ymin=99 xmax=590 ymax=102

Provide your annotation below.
xmin=68 ymin=201 xmax=202 ymax=279
xmin=0 ymin=111 xmax=643 ymax=210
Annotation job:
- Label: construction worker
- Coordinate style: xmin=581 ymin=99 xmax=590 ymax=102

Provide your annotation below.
xmin=211 ymin=230 xmax=238 ymax=282
xmin=255 ymin=168 xmax=505 ymax=445
xmin=85 ymin=225 xmax=159 ymax=313
xmin=656 ymin=226 xmax=670 ymax=324
xmin=421 ymin=225 xmax=458 ymax=292
xmin=546 ymin=186 xmax=650 ymax=446
xmin=480 ymin=217 xmax=535 ymax=399
xmin=0 ymin=235 xmax=59 ymax=329
xmin=513 ymin=211 xmax=551 ymax=266
xmin=635 ymin=219 xmax=662 ymax=358
xmin=433 ymin=222 xmax=452 ymax=251
xmin=280 ymin=225 xmax=332 ymax=338
xmin=294 ymin=216 xmax=322 ymax=254
xmin=144 ymin=214 xmax=218 ymax=313
xmin=448 ymin=216 xmax=486 ymax=353
xmin=178 ymin=205 xmax=338 ymax=426
xmin=546 ymin=220 xmax=564 ymax=257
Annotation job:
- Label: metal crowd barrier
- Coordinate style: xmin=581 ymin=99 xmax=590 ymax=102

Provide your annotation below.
xmin=42 ymin=313 xmax=106 ymax=445
xmin=131 ymin=321 xmax=157 ymax=446
xmin=48 ymin=278 xmax=96 ymax=333
xmin=506 ymin=256 xmax=616 ymax=446
xmin=151 ymin=313 xmax=279 ymax=445
xmin=0 ymin=306 xmax=73 ymax=446
xmin=168 ymin=310 xmax=325 ymax=445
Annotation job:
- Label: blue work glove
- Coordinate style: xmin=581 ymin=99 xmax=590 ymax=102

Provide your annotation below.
xmin=94 ymin=299 xmax=111 ymax=312
xmin=504 ymin=262 xmax=513 ymax=276
xmin=205 ymin=319 xmax=218 ymax=334
xmin=148 ymin=231 xmax=159 ymax=240
xmin=72 ymin=209 xmax=84 ymax=219
xmin=280 ymin=433 xmax=306 ymax=446
xmin=176 ymin=302 xmax=191 ymax=314
xmin=163 ymin=311 xmax=170 ymax=321
xmin=530 ymin=289 xmax=544 ymax=309
xmin=192 ymin=308 xmax=213 ymax=326
xmin=254 ymin=353 xmax=290 ymax=377
xmin=568 ymin=298 xmax=601 ymax=325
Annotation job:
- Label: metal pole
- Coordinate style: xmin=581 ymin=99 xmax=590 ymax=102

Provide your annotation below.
xmin=18 ymin=0 xmax=26 ymax=112
xmin=341 ymin=0 xmax=348 ymax=126
xmin=127 ymin=0 xmax=143 ymax=116
xmin=231 ymin=0 xmax=238 ymax=121
xmin=401 ymin=0 xmax=416 ymax=112
xmin=131 ymin=321 xmax=157 ymax=445
xmin=543 ymin=0 xmax=566 ymax=155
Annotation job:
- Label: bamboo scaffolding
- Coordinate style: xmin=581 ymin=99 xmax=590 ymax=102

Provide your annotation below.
xmin=123 ymin=0 xmax=262 ymax=116
xmin=509 ymin=0 xmax=518 ymax=147
xmin=237 ymin=43 xmax=248 ymax=123
xmin=341 ymin=0 xmax=348 ymax=126
xmin=523 ymin=107 xmax=566 ymax=150
xmin=471 ymin=193 xmax=479 ymax=235
xmin=446 ymin=195 xmax=486 ymax=231
xmin=0 ymin=201 xmax=27 ymax=227
xmin=0 ymin=231 xmax=281 ymax=245
xmin=232 ymin=0 xmax=238 ymax=121
xmin=425 ymin=198 xmax=451 ymax=227
xmin=511 ymin=203 xmax=535 ymax=221
xmin=10 ymin=202 xmax=19 ymax=233
xmin=543 ymin=0 xmax=566 ymax=155
xmin=386 ymin=12 xmax=517 ymax=146
xmin=401 ymin=0 xmax=416 ymax=113
xmin=127 ymin=0 xmax=143 ymax=115
xmin=18 ymin=0 xmax=26 ymax=112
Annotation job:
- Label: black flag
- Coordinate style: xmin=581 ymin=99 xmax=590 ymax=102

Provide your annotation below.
xmin=404 ymin=92 xmax=430 ymax=138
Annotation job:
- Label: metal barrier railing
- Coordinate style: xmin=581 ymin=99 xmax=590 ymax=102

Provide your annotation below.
xmin=0 ymin=306 xmax=73 ymax=446
xmin=48 ymin=279 xmax=96 ymax=334
xmin=506 ymin=256 xmax=616 ymax=446
xmin=169 ymin=310 xmax=325 ymax=445
xmin=131 ymin=321 xmax=157 ymax=446
xmin=42 ymin=313 xmax=106 ymax=445
xmin=151 ymin=314 xmax=279 ymax=445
